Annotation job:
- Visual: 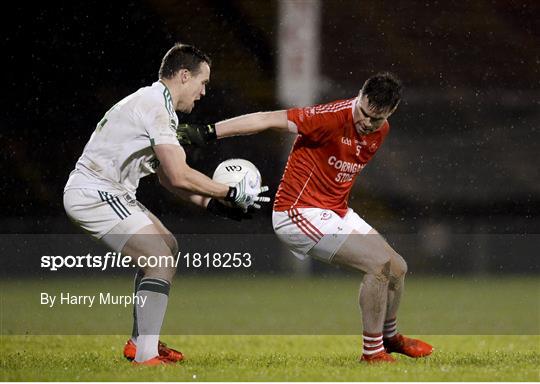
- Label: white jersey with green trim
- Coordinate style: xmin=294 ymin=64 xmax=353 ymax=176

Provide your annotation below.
xmin=64 ymin=81 xmax=180 ymax=196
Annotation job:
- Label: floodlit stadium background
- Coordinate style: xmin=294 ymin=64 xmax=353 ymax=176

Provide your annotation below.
xmin=3 ymin=0 xmax=539 ymax=279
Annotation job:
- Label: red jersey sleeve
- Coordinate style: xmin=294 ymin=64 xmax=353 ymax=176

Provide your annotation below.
xmin=287 ymin=99 xmax=353 ymax=143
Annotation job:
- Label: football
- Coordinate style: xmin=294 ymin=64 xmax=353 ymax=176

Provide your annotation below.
xmin=212 ymin=158 xmax=262 ymax=189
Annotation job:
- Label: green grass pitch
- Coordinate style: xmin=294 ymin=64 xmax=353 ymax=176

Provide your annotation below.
xmin=2 ymin=335 xmax=539 ymax=381
xmin=1 ymin=275 xmax=539 ymax=381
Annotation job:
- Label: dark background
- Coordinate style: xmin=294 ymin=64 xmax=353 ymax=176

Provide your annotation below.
xmin=3 ymin=0 xmax=539 ymax=274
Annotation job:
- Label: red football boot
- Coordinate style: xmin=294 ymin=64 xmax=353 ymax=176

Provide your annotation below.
xmin=132 ymin=355 xmax=174 ymax=366
xmin=158 ymin=341 xmax=184 ymax=362
xmin=360 ymin=350 xmax=396 ymax=363
xmin=123 ymin=339 xmax=184 ymax=362
xmin=384 ymin=333 xmax=433 ymax=357
xmin=123 ymin=339 xmax=136 ymax=360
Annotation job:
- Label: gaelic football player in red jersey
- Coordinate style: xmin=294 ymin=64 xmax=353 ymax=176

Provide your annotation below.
xmin=178 ymin=72 xmax=433 ymax=363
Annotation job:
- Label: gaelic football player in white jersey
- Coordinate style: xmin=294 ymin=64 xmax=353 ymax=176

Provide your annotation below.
xmin=177 ymin=72 xmax=433 ymax=363
xmin=63 ymin=43 xmax=269 ymax=366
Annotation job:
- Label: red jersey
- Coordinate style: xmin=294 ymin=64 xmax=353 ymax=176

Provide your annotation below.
xmin=273 ymin=98 xmax=390 ymax=217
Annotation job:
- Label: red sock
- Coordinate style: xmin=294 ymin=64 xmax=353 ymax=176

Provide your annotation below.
xmin=383 ymin=318 xmax=398 ymax=339
xmin=362 ymin=332 xmax=384 ymax=356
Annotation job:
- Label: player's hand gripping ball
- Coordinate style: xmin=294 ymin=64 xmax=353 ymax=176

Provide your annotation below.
xmin=213 ymin=159 xmax=269 ymax=210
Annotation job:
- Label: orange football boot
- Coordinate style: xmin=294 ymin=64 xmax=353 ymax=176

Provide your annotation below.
xmin=384 ymin=333 xmax=433 ymax=357
xmin=360 ymin=350 xmax=396 ymax=363
xmin=131 ymin=355 xmax=174 ymax=366
xmin=123 ymin=339 xmax=184 ymax=362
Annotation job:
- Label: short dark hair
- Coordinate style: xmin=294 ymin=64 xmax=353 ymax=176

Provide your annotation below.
xmin=158 ymin=43 xmax=211 ymax=79
xmin=361 ymin=72 xmax=403 ymax=111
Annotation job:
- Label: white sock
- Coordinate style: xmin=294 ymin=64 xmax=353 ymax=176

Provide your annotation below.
xmin=134 ymin=277 xmax=170 ymax=362
xmin=135 ymin=334 xmax=159 ymax=361
xmin=363 ymin=332 xmax=384 ymax=356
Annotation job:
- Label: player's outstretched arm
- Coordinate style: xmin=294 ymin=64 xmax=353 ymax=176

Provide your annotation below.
xmin=215 ymin=110 xmax=289 ymax=138
xmin=177 ymin=111 xmax=290 ymax=146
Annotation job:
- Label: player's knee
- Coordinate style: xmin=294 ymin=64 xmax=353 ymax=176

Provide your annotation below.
xmin=169 ymin=236 xmax=179 ymax=257
xmin=159 ymin=251 xmax=178 ymax=280
xmin=143 ymin=255 xmax=177 ymax=282
xmin=400 ymin=259 xmax=408 ymax=277
xmin=393 ymin=255 xmax=408 ymax=278
xmin=162 ymin=266 xmax=177 ymax=283
xmin=366 ymin=256 xmax=391 ymax=280
xmin=379 ymin=260 xmax=391 ymax=281
xmin=168 ymin=242 xmax=179 ymax=276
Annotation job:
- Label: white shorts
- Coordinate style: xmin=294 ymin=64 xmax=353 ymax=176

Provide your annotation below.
xmin=272 ymin=207 xmax=373 ymax=262
xmin=63 ymin=188 xmax=153 ymax=252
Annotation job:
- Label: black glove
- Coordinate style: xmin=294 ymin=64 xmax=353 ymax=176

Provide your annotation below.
xmin=177 ymin=123 xmax=217 ymax=146
xmin=206 ymin=198 xmax=253 ymax=221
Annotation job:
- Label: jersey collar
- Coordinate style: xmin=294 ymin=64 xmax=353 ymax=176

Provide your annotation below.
xmin=156 ymin=80 xmax=175 ymax=114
